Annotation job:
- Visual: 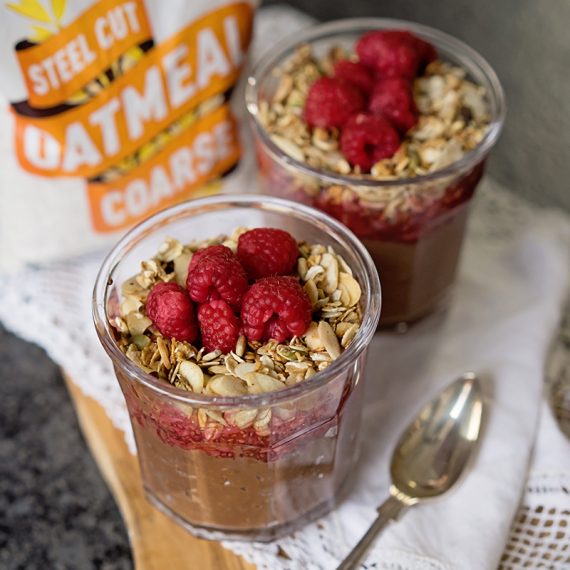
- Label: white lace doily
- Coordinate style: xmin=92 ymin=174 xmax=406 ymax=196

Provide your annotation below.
xmin=1 ymin=7 xmax=570 ymax=569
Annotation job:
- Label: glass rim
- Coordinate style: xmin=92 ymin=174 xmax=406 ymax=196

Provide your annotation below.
xmin=93 ymin=194 xmax=381 ymax=408
xmin=245 ymin=17 xmax=506 ymax=188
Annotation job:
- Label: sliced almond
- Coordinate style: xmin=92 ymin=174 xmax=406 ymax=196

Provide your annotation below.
xmin=125 ymin=312 xmax=152 ymax=336
xmin=311 ymin=352 xmax=332 ymax=362
xmin=235 ymin=335 xmax=246 ymax=357
xmin=202 ymin=350 xmax=222 ymax=362
xmin=259 ymin=355 xmax=274 ymax=370
xmin=254 ymin=408 xmax=272 ymax=428
xmin=305 ymin=265 xmax=324 ymax=282
xmin=156 ymin=336 xmax=171 ymax=369
xmin=225 ymin=354 xmax=239 ymax=376
xmin=230 ymin=351 xmax=245 ymax=364
xmin=207 ymin=365 xmax=228 ymax=375
xmin=318 ymin=321 xmax=341 ymax=360
xmin=112 ymin=316 xmax=129 ymax=334
xmin=204 ymin=374 xmax=223 ymax=395
xmin=305 ymin=367 xmax=316 ymax=379
xmin=342 ymin=309 xmax=359 ymax=323
xmin=338 ymin=272 xmax=361 ymax=307
xmin=336 ymin=254 xmax=353 ymax=276
xmin=232 ymin=409 xmax=258 ymax=428
xmin=330 ymin=289 xmax=342 ymax=302
xmin=314 ymin=297 xmax=331 ymax=311
xmin=341 ymin=323 xmax=359 ymax=348
xmin=305 ymin=321 xmax=324 ymax=351
xmin=121 ymin=295 xmax=142 ymax=315
xmin=174 ymin=251 xmax=193 ymax=286
xmin=209 ymin=375 xmax=248 ymax=397
xmin=321 ymin=307 xmax=344 ymax=319
xmin=335 ymin=321 xmax=353 ymax=338
xmin=297 ymin=257 xmax=308 ymax=280
xmin=285 ymin=361 xmax=311 ymax=373
xmin=320 ymin=253 xmax=339 ymax=294
xmin=304 ymin=279 xmax=319 ymax=306
xmin=221 ymin=239 xmax=238 ymax=253
xmin=286 ymin=372 xmax=304 ymax=385
xmin=157 ymin=237 xmax=183 ymax=262
xmin=197 ymin=408 xmax=208 ymax=428
xmin=179 ymin=360 xmax=204 ymax=392
xmin=245 ymin=372 xmax=285 ymax=393
xmin=234 ymin=361 xmax=260 ymax=381
xmin=271 ymin=135 xmax=305 ymax=162
xmin=121 ymin=277 xmax=145 ymax=296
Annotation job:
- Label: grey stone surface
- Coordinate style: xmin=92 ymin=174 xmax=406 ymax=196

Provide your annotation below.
xmin=267 ymin=0 xmax=570 ymax=212
xmin=0 ymin=324 xmax=132 ymax=570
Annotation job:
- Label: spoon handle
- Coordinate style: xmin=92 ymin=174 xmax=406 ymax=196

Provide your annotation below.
xmin=336 ymin=495 xmax=409 ymax=570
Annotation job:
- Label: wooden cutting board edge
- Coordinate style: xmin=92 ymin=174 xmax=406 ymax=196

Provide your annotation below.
xmin=64 ymin=374 xmax=255 ymax=570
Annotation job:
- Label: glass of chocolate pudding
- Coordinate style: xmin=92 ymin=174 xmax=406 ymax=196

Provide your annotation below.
xmin=246 ymin=19 xmax=505 ymax=326
xmin=93 ymin=195 xmax=381 ymax=541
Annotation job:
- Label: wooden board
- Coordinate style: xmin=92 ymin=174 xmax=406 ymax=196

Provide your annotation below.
xmin=64 ymin=375 xmax=255 ymax=570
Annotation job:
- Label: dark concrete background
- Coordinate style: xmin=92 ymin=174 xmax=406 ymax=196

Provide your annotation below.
xmin=1 ymin=2 xmax=569 ymax=569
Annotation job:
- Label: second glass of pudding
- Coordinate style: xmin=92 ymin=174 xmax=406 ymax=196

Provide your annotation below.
xmin=246 ymin=18 xmax=505 ymax=326
xmin=93 ymin=195 xmax=380 ymax=541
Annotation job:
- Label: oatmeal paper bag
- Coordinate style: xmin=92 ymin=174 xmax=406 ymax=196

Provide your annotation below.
xmin=0 ymin=0 xmax=257 ymax=271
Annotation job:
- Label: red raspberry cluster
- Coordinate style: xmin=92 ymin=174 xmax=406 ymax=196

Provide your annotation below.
xmin=144 ymin=228 xmax=312 ymax=352
xmin=303 ymin=30 xmax=437 ymax=172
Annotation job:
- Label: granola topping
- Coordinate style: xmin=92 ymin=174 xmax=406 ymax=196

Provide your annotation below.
xmin=260 ymin=45 xmax=490 ymax=180
xmin=112 ymin=228 xmax=363 ymax=435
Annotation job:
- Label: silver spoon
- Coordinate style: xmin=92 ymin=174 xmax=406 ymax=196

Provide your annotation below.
xmin=337 ymin=372 xmax=486 ymax=570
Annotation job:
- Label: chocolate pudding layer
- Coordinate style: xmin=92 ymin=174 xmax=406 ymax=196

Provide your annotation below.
xmin=366 ymin=205 xmax=470 ymax=326
xmin=117 ymin=357 xmax=365 ymax=540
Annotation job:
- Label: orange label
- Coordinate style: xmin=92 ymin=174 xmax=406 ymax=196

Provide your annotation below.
xmin=14 ymin=2 xmax=253 ymax=178
xmin=16 ymin=0 xmax=152 ymax=109
xmin=87 ymin=103 xmax=240 ymax=233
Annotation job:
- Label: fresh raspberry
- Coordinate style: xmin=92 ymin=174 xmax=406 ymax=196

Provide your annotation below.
xmin=340 ymin=113 xmax=401 ymax=171
xmin=237 ymin=228 xmax=299 ymax=280
xmin=369 ymin=78 xmax=418 ymax=133
xmin=304 ymin=77 xmax=365 ymax=129
xmin=333 ymin=60 xmax=374 ymax=95
xmin=356 ymin=30 xmax=421 ymax=80
xmin=186 ymin=249 xmax=248 ymax=311
xmin=146 ymin=281 xmax=198 ymax=342
xmin=189 ymin=244 xmax=233 ymax=272
xmin=197 ymin=300 xmax=241 ymax=353
xmin=241 ymin=276 xmax=312 ymax=343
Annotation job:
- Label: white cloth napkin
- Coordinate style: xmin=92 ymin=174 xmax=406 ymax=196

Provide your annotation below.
xmin=1 ymin=7 xmax=570 ymax=570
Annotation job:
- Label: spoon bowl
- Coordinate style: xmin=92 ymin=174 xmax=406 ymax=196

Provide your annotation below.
xmin=391 ymin=372 xmax=485 ymax=501
xmin=337 ymin=372 xmax=486 ymax=569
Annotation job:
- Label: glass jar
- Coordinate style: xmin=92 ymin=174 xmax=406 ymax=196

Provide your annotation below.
xmin=246 ymin=18 xmax=505 ymax=326
xmin=93 ymin=195 xmax=381 ymax=541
